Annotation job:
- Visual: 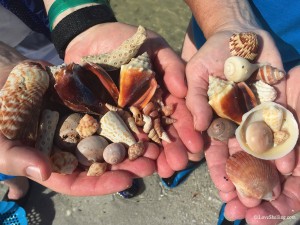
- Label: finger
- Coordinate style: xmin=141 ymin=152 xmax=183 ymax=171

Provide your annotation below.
xmin=0 ymin=136 xmax=52 ymax=181
xmin=275 ymin=150 xmax=296 ymax=175
xmin=219 ymin=190 xmax=238 ymax=202
xmin=225 ymin=199 xmax=248 ymax=221
xmin=237 ymin=191 xmax=262 ymax=208
xmin=142 ymin=142 xmax=160 ymax=160
xmin=156 ymin=151 xmax=174 ymax=178
xmin=292 ymin=148 xmax=300 ymax=176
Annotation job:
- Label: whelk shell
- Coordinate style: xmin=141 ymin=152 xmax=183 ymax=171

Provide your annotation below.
xmin=251 ymin=80 xmax=277 ymax=103
xmin=0 ymin=61 xmax=49 ymax=140
xmin=256 ymin=65 xmax=285 ymax=85
xmin=235 ymin=102 xmax=298 ymax=160
xmin=226 ymin=151 xmax=279 ymax=200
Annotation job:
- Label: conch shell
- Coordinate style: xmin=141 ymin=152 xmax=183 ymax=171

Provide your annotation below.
xmin=118 ymin=52 xmax=158 ymax=109
xmin=229 ymin=32 xmax=259 ymax=61
xmin=256 ymin=65 xmax=285 ymax=85
xmin=235 ymin=102 xmax=298 ymax=160
xmin=0 ymin=61 xmax=49 ymax=140
xmin=226 ymin=151 xmax=279 ymax=200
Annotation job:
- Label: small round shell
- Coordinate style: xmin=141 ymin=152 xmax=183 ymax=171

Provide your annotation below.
xmin=207 ymin=118 xmax=237 ymax=141
xmin=128 ymin=141 xmax=145 ymax=161
xmin=103 ymin=143 xmax=126 ymax=165
xmin=87 ymin=162 xmax=108 ymax=176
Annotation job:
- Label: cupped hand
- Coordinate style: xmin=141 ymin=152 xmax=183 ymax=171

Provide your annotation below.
xmin=64 ymin=22 xmax=204 ymax=177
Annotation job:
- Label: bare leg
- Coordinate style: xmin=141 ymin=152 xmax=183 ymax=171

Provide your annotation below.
xmin=3 ymin=177 xmax=29 ymax=200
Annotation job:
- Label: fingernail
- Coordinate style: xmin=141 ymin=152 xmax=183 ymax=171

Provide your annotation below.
xmin=26 ymin=166 xmax=42 ymax=181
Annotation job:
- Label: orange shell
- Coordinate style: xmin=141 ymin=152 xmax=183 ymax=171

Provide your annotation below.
xmin=226 ymin=151 xmax=279 ymax=200
xmin=256 ymin=65 xmax=285 ymax=85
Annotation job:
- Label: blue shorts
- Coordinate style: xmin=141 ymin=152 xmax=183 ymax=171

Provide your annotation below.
xmin=0 ymin=173 xmax=15 ymax=181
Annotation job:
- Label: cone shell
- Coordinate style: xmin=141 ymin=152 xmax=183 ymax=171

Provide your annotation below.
xmin=251 ymin=80 xmax=277 ymax=103
xmin=51 ymin=151 xmax=78 ymax=175
xmin=99 ymin=111 xmax=136 ymax=146
xmin=0 ymin=61 xmax=49 ymax=140
xmin=226 ymin=151 xmax=279 ymax=200
xmin=235 ymin=102 xmax=298 ymax=160
xmin=256 ymin=65 xmax=285 ymax=85
xmin=207 ymin=118 xmax=237 ymax=141
xmin=118 ymin=52 xmax=158 ymax=109
xmin=229 ymin=32 xmax=259 ymax=61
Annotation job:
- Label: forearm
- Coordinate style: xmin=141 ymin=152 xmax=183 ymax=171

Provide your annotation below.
xmin=184 ymin=0 xmax=259 ymax=38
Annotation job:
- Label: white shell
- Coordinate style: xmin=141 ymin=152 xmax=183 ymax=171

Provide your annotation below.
xmin=236 ymin=102 xmax=298 ymax=160
xmin=262 ymin=105 xmax=283 ymax=132
xmin=251 ymin=80 xmax=277 ymax=103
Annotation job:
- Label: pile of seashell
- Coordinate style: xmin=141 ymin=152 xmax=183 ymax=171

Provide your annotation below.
xmin=207 ymin=32 xmax=299 ymax=201
xmin=0 ymin=26 xmax=176 ymax=177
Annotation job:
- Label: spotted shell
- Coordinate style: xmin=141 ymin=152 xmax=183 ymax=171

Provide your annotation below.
xmin=226 ymin=151 xmax=279 ymax=200
xmin=0 ymin=61 xmax=49 ymax=140
xmin=229 ymin=32 xmax=259 ymax=61
xmin=128 ymin=141 xmax=145 ymax=161
xmin=103 ymin=143 xmax=126 ymax=165
xmin=235 ymin=102 xmax=298 ymax=160
xmin=251 ymin=80 xmax=277 ymax=103
xmin=207 ymin=118 xmax=237 ymax=141
xmin=256 ymin=65 xmax=285 ymax=85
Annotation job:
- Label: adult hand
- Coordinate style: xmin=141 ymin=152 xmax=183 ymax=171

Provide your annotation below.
xmin=64 ymin=22 xmax=204 ymax=177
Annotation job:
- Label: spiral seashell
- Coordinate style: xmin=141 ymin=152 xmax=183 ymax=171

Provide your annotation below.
xmin=161 ymin=116 xmax=177 ymax=125
xmin=224 ymin=56 xmax=259 ymax=82
xmin=160 ymin=131 xmax=172 ymax=143
xmin=103 ymin=143 xmax=126 ymax=165
xmin=51 ymin=151 xmax=78 ymax=175
xmin=76 ymin=136 xmax=109 ymax=166
xmin=149 ymin=109 xmax=160 ymax=118
xmin=143 ymin=114 xmax=152 ymax=134
xmin=82 ymin=25 xmax=147 ymax=70
xmin=143 ymin=102 xmax=156 ymax=115
xmin=76 ymin=114 xmax=99 ymax=138
xmin=251 ymin=80 xmax=277 ymax=103
xmin=229 ymin=32 xmax=259 ymax=61
xmin=0 ymin=61 xmax=49 ymax=140
xmin=262 ymin=105 xmax=283 ymax=132
xmin=35 ymin=109 xmax=59 ymax=156
xmin=274 ymin=130 xmax=289 ymax=145
xmin=105 ymin=103 xmax=123 ymax=112
xmin=117 ymin=110 xmax=140 ymax=135
xmin=87 ymin=162 xmax=107 ymax=176
xmin=257 ymin=65 xmax=285 ymax=85
xmin=129 ymin=106 xmax=144 ymax=126
xmin=153 ymin=118 xmax=163 ymax=137
xmin=148 ymin=128 xmax=161 ymax=145
xmin=226 ymin=151 xmax=279 ymax=200
xmin=207 ymin=118 xmax=237 ymax=141
xmin=161 ymin=104 xmax=175 ymax=117
xmin=99 ymin=111 xmax=137 ymax=147
xmin=128 ymin=141 xmax=145 ymax=161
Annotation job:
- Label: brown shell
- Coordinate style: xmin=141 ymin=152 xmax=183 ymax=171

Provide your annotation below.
xmin=0 ymin=61 xmax=49 ymax=140
xmin=226 ymin=151 xmax=279 ymax=200
xmin=207 ymin=118 xmax=237 ymax=141
xmin=256 ymin=65 xmax=285 ymax=85
xmin=51 ymin=151 xmax=78 ymax=175
xmin=103 ymin=143 xmax=126 ymax=165
xmin=229 ymin=32 xmax=259 ymax=61
xmin=237 ymin=82 xmax=257 ymax=111
xmin=128 ymin=141 xmax=145 ymax=161
xmin=87 ymin=162 xmax=107 ymax=176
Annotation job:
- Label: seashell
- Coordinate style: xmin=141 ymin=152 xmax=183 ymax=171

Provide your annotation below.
xmin=160 ymin=131 xmax=172 ymax=143
xmin=99 ymin=111 xmax=136 ymax=147
xmin=76 ymin=114 xmax=99 ymax=138
xmin=224 ymin=56 xmax=260 ymax=82
xmin=76 ymin=135 xmax=109 ymax=166
xmin=51 ymin=151 xmax=78 ymax=175
xmin=161 ymin=116 xmax=177 ymax=125
xmin=226 ymin=151 xmax=279 ymax=200
xmin=0 ymin=61 xmax=49 ymax=140
xmin=149 ymin=109 xmax=160 ymax=118
xmin=143 ymin=102 xmax=156 ymax=115
xmin=274 ymin=130 xmax=289 ymax=145
xmin=118 ymin=52 xmax=158 ymax=109
xmin=148 ymin=128 xmax=161 ymax=145
xmin=54 ymin=113 xmax=82 ymax=152
xmin=129 ymin=106 xmax=144 ymax=126
xmin=262 ymin=105 xmax=283 ymax=132
xmin=161 ymin=104 xmax=175 ymax=117
xmin=229 ymin=32 xmax=259 ymax=61
xmin=87 ymin=162 xmax=107 ymax=176
xmin=153 ymin=118 xmax=171 ymax=143
xmin=143 ymin=114 xmax=152 ymax=134
xmin=128 ymin=141 xmax=145 ymax=161
xmin=35 ymin=109 xmax=59 ymax=156
xmin=82 ymin=25 xmax=147 ymax=70
xmin=48 ymin=62 xmax=119 ymax=115
xmin=251 ymin=80 xmax=277 ymax=103
xmin=235 ymin=102 xmax=298 ymax=159
xmin=117 ymin=110 xmax=140 ymax=135
xmin=103 ymin=143 xmax=126 ymax=165
xmin=105 ymin=103 xmax=123 ymax=112
xmin=237 ymin=82 xmax=257 ymax=111
xmin=207 ymin=118 xmax=237 ymax=141
xmin=256 ymin=65 xmax=285 ymax=85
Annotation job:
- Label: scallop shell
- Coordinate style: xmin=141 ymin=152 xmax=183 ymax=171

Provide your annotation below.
xmin=0 ymin=61 xmax=49 ymax=140
xmin=99 ymin=111 xmax=136 ymax=147
xmin=235 ymin=102 xmax=298 ymax=160
xmin=87 ymin=162 xmax=107 ymax=176
xmin=76 ymin=114 xmax=99 ymax=138
xmin=256 ymin=65 xmax=285 ymax=85
xmin=207 ymin=118 xmax=237 ymax=141
xmin=224 ymin=56 xmax=259 ymax=82
xmin=128 ymin=141 xmax=145 ymax=161
xmin=51 ymin=151 xmax=78 ymax=175
xmin=82 ymin=25 xmax=147 ymax=70
xmin=118 ymin=52 xmax=158 ymax=109
xmin=226 ymin=151 xmax=279 ymax=200
xmin=229 ymin=32 xmax=259 ymax=61
xmin=103 ymin=143 xmax=126 ymax=165
xmin=251 ymin=80 xmax=277 ymax=103
xmin=262 ymin=105 xmax=283 ymax=132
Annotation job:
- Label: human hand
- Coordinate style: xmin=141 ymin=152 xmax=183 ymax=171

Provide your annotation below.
xmin=64 ymin=22 xmax=204 ymax=177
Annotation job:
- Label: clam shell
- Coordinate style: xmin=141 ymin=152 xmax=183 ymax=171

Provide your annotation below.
xmin=236 ymin=102 xmax=298 ymax=160
xmin=103 ymin=143 xmax=126 ymax=165
xmin=226 ymin=151 xmax=279 ymax=200
xmin=207 ymin=118 xmax=237 ymax=141
xmin=82 ymin=25 xmax=147 ymax=70
xmin=229 ymin=32 xmax=259 ymax=61
xmin=0 ymin=62 xmax=49 ymax=140
xmin=257 ymin=65 xmax=285 ymax=85
xmin=76 ymin=114 xmax=99 ymax=138
xmin=99 ymin=111 xmax=136 ymax=146
xmin=128 ymin=141 xmax=145 ymax=161
xmin=251 ymin=80 xmax=277 ymax=103
xmin=51 ymin=151 xmax=78 ymax=175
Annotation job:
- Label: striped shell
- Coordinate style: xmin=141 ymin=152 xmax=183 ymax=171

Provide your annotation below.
xmin=226 ymin=151 xmax=279 ymax=200
xmin=0 ymin=61 xmax=49 ymax=140
xmin=257 ymin=65 xmax=285 ymax=85
xmin=251 ymin=80 xmax=277 ymax=103
xmin=229 ymin=32 xmax=259 ymax=61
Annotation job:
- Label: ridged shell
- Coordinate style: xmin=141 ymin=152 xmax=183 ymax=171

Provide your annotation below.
xmin=82 ymin=25 xmax=147 ymax=70
xmin=76 ymin=114 xmax=99 ymax=138
xmin=229 ymin=32 xmax=259 ymax=61
xmin=128 ymin=141 xmax=145 ymax=161
xmin=99 ymin=111 xmax=136 ymax=146
xmin=51 ymin=151 xmax=78 ymax=175
xmin=118 ymin=52 xmax=158 ymax=109
xmin=262 ymin=105 xmax=283 ymax=132
xmin=226 ymin=151 xmax=279 ymax=200
xmin=251 ymin=80 xmax=277 ymax=103
xmin=224 ymin=56 xmax=259 ymax=82
xmin=257 ymin=65 xmax=285 ymax=85
xmin=103 ymin=143 xmax=126 ymax=165
xmin=207 ymin=118 xmax=237 ymax=141
xmin=235 ymin=102 xmax=298 ymax=160
xmin=0 ymin=62 xmax=49 ymax=140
